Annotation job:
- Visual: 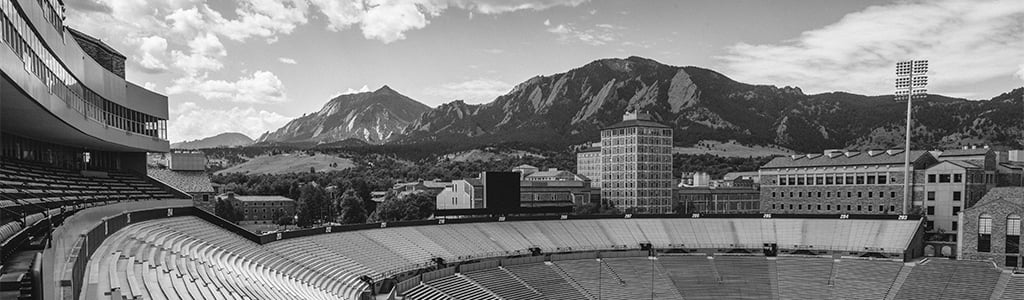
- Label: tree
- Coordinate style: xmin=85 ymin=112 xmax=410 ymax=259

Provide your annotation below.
xmin=368 ymin=191 xmax=438 ymax=223
xmin=296 ymin=184 xmax=330 ymax=227
xmin=573 ymin=201 xmax=622 ymax=215
xmin=337 ymin=189 xmax=368 ymax=224
xmin=215 ymin=199 xmax=243 ymax=224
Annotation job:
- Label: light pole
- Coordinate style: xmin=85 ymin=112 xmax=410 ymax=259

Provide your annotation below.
xmin=895 ymin=60 xmax=928 ymax=214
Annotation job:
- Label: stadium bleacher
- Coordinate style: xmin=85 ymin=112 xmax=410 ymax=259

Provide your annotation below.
xmin=70 ymin=211 xmax=1022 ymax=300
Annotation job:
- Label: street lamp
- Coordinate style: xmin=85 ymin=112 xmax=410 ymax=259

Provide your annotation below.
xmin=895 ymin=60 xmax=928 ymax=214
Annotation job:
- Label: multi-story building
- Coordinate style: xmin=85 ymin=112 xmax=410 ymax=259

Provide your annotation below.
xmin=921 ymin=160 xmax=991 ymax=233
xmin=959 ymin=187 xmax=1024 ymax=268
xmin=575 ymin=145 xmax=602 ymax=188
xmin=759 ymin=150 xmax=938 ymax=215
xmin=218 ymin=193 xmax=296 ymax=224
xmin=600 ymin=112 xmax=674 ymax=214
xmin=1 ymin=0 xmax=169 ymax=172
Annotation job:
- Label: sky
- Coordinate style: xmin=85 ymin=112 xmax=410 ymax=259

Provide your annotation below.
xmin=63 ymin=0 xmax=1024 ymax=143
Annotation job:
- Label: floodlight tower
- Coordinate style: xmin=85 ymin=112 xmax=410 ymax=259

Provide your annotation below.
xmin=895 ymin=60 xmax=928 ymax=214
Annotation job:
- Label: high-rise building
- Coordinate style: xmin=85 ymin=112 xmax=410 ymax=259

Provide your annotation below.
xmin=599 ymin=112 xmax=674 ymax=214
xmin=575 ymin=145 xmax=602 ymax=188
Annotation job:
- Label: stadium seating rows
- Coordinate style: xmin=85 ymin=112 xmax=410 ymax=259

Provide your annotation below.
xmin=84 ymin=217 xmax=1012 ymax=300
xmin=1 ymin=159 xmax=177 ymax=219
xmin=405 ymin=256 xmax=1013 ymax=300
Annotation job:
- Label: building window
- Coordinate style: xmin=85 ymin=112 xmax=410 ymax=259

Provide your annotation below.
xmin=979 ymin=214 xmax=992 ymax=252
xmin=891 ymin=191 xmax=896 ymax=198
xmin=817 ymin=205 xmax=821 ymax=210
xmin=952 ymin=206 xmax=960 ymax=216
xmin=927 ymin=206 xmax=935 ymax=215
xmin=1008 ymin=215 xmax=1021 ymax=254
xmin=952 ymin=221 xmax=958 ymax=231
xmin=857 ymin=205 xmax=862 ymax=211
xmin=927 ymin=191 xmax=935 ymax=201
xmin=953 ymin=174 xmax=962 ymax=183
xmin=1008 ymin=256 xmax=1019 ymax=268
xmin=867 ymin=205 xmax=872 ymax=212
xmin=928 ymin=174 xmax=936 ymax=183
xmin=827 ymin=205 xmax=832 ymax=211
xmin=939 ymin=174 xmax=951 ymax=183
xmin=890 ymin=205 xmax=896 ymax=212
xmin=953 ymin=191 xmax=962 ymax=201
xmin=868 ymin=192 xmax=873 ymax=198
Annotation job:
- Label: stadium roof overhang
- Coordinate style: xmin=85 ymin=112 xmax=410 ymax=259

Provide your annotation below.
xmin=1 ymin=74 xmax=164 ymax=153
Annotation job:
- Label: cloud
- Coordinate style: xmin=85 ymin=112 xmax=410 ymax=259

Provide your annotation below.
xmin=424 ymin=79 xmax=512 ymax=103
xmin=143 ymin=82 xmax=158 ymax=90
xmin=66 ymin=0 xmax=111 ymax=13
xmin=543 ymin=19 xmax=550 ymax=26
xmin=169 ymin=70 xmax=288 ymax=104
xmin=334 ymin=85 xmax=372 ymax=97
xmin=307 ymin=0 xmax=588 ymax=43
xmin=545 ymin=22 xmax=617 ymax=46
xmin=170 ymin=32 xmax=227 ymax=76
xmin=213 ymin=0 xmax=310 ymax=42
xmin=278 ymin=57 xmax=298 ymax=64
xmin=718 ymin=0 xmax=1024 ymax=98
xmin=169 ymin=102 xmax=292 ymax=142
xmin=1017 ymin=63 xmax=1024 ymax=81
xmin=136 ymin=36 xmax=169 ymax=73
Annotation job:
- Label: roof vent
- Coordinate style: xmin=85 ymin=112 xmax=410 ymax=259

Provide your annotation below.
xmin=806 ymin=154 xmax=822 ymax=159
xmin=844 ymin=151 xmax=860 ymax=157
xmin=827 ymin=152 xmax=842 ymax=158
xmin=886 ymin=149 xmax=903 ymax=155
xmin=790 ymin=154 xmax=802 ymax=160
xmin=823 ymin=149 xmax=844 ymax=155
xmin=867 ymin=150 xmax=884 ymax=156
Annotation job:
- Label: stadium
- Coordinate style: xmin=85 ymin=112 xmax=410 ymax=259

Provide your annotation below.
xmin=2 ymin=1 xmax=1024 ymax=300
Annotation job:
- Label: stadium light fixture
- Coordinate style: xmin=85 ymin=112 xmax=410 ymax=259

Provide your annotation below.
xmin=895 ymin=60 xmax=928 ymax=214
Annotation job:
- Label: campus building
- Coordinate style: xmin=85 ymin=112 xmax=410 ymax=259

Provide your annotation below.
xmin=575 ymin=144 xmax=602 ymax=188
xmin=217 ymin=193 xmax=296 ymax=224
xmin=759 ymin=150 xmax=938 ymax=215
xmin=598 ymin=112 xmax=674 ymax=214
xmin=959 ymin=187 xmax=1024 ymax=268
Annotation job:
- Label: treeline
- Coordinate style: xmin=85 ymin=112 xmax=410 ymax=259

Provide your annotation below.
xmin=211 ymin=150 xmax=775 ymax=227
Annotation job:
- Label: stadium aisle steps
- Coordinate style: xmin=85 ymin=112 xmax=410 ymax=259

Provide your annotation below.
xmin=884 ymin=263 xmax=913 ymax=300
xmin=714 ymin=255 xmax=773 ymax=299
xmin=403 ymin=283 xmax=454 ymax=300
xmin=463 ymin=268 xmax=543 ymax=300
xmin=425 ymin=274 xmax=498 ymax=300
xmin=831 ymin=259 xmax=903 ymax=300
xmin=1001 ymin=274 xmax=1024 ymax=300
xmin=991 ymin=271 xmax=1011 ymax=300
xmin=505 ymin=262 xmax=590 ymax=300
xmin=659 ymin=255 xmax=724 ymax=299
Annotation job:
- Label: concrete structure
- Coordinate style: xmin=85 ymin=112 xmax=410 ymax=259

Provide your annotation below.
xmin=168 ymin=151 xmax=207 ymax=171
xmin=436 ymin=179 xmax=483 ymax=210
xmin=679 ymin=172 xmax=711 ymax=187
xmin=392 ymin=180 xmax=449 ymax=198
xmin=599 ymin=112 xmax=674 ymax=214
xmin=673 ymin=187 xmax=761 ymax=214
xmin=959 ymin=187 xmax=1024 ymax=268
xmin=1 ymin=0 xmax=169 ymax=174
xmin=759 ymin=149 xmax=938 ymax=215
xmin=218 ymin=193 xmax=296 ymax=224
xmin=575 ymin=145 xmax=602 ymax=188
xmin=922 ymin=160 xmax=991 ymax=233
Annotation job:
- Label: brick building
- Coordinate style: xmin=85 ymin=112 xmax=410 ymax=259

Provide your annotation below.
xmin=218 ymin=193 xmax=296 ymax=224
xmin=958 ymin=187 xmax=1024 ymax=268
xmin=759 ymin=150 xmax=938 ymax=215
xmin=673 ymin=187 xmax=760 ymax=214
xmin=575 ymin=145 xmax=602 ymax=188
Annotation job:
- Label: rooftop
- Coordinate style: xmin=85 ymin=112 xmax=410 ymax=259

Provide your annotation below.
xmin=147 ymin=168 xmax=214 ymax=193
xmin=67 ymin=27 xmax=126 ymax=59
xmin=934 ymin=148 xmax=991 ymax=157
xmin=602 ymin=119 xmax=671 ymax=130
xmin=761 ymin=150 xmax=932 ymax=169
xmin=972 ymin=187 xmax=1024 ymax=207
xmin=222 ymin=194 xmax=294 ymax=202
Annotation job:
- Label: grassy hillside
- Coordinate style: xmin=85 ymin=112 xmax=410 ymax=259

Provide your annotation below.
xmin=215 ymin=153 xmax=355 ymax=175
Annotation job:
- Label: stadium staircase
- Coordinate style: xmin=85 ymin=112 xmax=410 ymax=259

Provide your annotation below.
xmin=1001 ymin=274 xmax=1024 ymax=300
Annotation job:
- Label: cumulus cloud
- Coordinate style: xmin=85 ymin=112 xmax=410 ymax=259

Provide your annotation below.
xmin=213 ymin=0 xmax=310 ymax=42
xmin=425 ymin=79 xmax=512 ymax=103
xmin=169 ymin=102 xmax=292 ymax=142
xmin=545 ymin=22 xmax=617 ymax=46
xmin=334 ymin=85 xmax=372 ymax=97
xmin=718 ymin=0 xmax=1024 ymax=98
xmin=136 ymin=36 xmax=169 ymax=73
xmin=170 ymin=32 xmax=227 ymax=76
xmin=308 ymin=0 xmax=588 ymax=43
xmin=278 ymin=57 xmax=298 ymax=64
xmin=168 ymin=71 xmax=288 ymax=104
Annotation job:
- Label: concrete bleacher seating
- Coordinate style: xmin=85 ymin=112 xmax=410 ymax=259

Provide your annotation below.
xmin=78 ymin=212 xmax=1021 ymax=300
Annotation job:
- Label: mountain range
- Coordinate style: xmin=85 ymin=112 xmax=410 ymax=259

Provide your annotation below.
xmin=257 ymin=86 xmax=431 ymax=145
xmin=171 ymin=132 xmax=253 ymax=149
xmin=257 ymin=56 xmax=1024 ymax=153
